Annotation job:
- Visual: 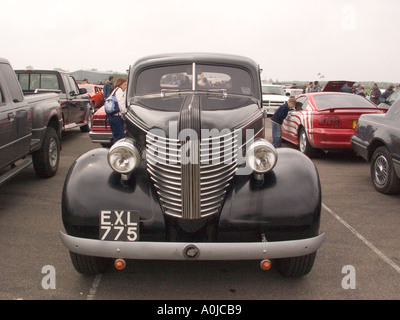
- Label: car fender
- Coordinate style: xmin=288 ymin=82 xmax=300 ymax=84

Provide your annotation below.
xmin=62 ymin=148 xmax=165 ymax=240
xmin=219 ymin=148 xmax=322 ymax=241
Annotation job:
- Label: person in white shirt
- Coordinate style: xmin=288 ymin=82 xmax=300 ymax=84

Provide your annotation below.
xmin=108 ymin=77 xmax=127 ymax=143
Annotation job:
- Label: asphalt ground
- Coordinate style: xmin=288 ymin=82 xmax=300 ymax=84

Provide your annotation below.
xmin=0 ymin=118 xmax=399 ymax=303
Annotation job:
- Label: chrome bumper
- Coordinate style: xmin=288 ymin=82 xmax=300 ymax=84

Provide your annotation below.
xmin=89 ymin=131 xmax=113 ymax=144
xmin=59 ymin=232 xmax=325 ymax=260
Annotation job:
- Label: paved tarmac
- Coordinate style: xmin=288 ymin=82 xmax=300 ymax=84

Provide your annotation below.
xmin=0 ymin=119 xmax=399 ymax=302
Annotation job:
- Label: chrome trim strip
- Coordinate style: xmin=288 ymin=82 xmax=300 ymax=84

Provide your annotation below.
xmin=60 ymin=232 xmax=326 ymax=260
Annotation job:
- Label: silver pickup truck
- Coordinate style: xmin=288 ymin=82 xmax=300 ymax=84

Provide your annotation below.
xmin=0 ymin=58 xmax=63 ymax=186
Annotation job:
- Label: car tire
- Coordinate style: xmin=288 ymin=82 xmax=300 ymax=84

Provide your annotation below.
xmin=80 ymin=104 xmax=94 ymax=133
xmin=275 ymin=252 xmax=316 ymax=277
xmin=298 ymin=128 xmax=315 ymax=157
xmin=371 ymin=146 xmax=400 ymax=194
xmin=32 ymin=127 xmax=60 ymax=178
xmin=69 ymin=251 xmax=111 ymax=276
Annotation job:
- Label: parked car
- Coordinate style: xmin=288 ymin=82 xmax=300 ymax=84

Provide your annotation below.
xmin=15 ymin=69 xmax=92 ymax=132
xmin=78 ymin=83 xmax=104 ymax=110
xmin=322 ymin=80 xmax=355 ymax=92
xmin=285 ymin=88 xmax=303 ymax=97
xmin=351 ymin=99 xmax=400 ymax=194
xmin=60 ymin=53 xmax=325 ymax=277
xmin=281 ymin=92 xmax=384 ymax=156
xmin=0 ymin=58 xmax=62 ymax=186
xmin=377 ymin=88 xmax=400 ymax=110
xmin=261 ymin=84 xmax=289 ymax=115
xmin=89 ymin=106 xmax=113 ymax=147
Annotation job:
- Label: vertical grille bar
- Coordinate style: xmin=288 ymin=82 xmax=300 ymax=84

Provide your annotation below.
xmin=180 ymin=97 xmax=201 ymax=219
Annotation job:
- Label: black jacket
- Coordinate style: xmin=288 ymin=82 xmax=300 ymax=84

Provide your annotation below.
xmin=271 ymin=102 xmax=290 ymax=125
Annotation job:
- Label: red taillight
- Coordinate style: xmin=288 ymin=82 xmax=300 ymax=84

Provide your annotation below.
xmin=317 ymin=116 xmax=341 ymax=128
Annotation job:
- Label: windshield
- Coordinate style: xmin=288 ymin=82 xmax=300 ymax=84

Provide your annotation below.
xmin=387 ymin=89 xmax=400 ymax=105
xmin=314 ymin=94 xmax=377 ymax=110
xmin=134 ymin=64 xmax=253 ymax=96
xmin=79 ymin=85 xmax=95 ymax=93
xmin=262 ymin=85 xmax=285 ymax=95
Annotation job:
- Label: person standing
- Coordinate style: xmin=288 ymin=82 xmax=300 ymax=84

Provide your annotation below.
xmin=313 ymin=81 xmax=322 ymax=92
xmin=108 ymin=77 xmax=127 ymax=143
xmin=271 ymin=98 xmax=296 ymax=148
xmin=305 ymin=82 xmax=314 ymax=93
xmin=369 ymin=83 xmax=381 ymax=105
xmin=103 ymin=76 xmax=115 ymax=100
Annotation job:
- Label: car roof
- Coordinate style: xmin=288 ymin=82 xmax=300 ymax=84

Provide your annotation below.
xmin=0 ymin=57 xmax=10 ymax=64
xmin=132 ymin=52 xmax=259 ymax=71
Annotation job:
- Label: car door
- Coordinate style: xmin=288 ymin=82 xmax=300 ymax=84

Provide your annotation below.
xmin=0 ymin=63 xmax=31 ymax=168
xmin=66 ymin=75 xmax=89 ymax=125
xmin=282 ymin=96 xmax=308 ymax=145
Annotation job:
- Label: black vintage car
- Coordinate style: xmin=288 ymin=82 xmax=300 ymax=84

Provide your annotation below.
xmin=351 ymin=99 xmax=400 ymax=194
xmin=60 ymin=53 xmax=325 ymax=277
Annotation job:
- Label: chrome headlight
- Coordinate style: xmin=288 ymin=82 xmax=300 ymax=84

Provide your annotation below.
xmin=108 ymin=138 xmax=140 ymax=174
xmin=246 ymin=139 xmax=277 ymax=173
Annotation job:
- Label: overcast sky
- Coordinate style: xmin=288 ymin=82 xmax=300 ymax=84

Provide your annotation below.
xmin=1 ymin=0 xmax=398 ymax=83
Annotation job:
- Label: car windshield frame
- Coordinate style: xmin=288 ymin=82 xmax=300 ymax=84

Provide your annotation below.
xmin=314 ymin=93 xmax=377 ymax=110
xmin=133 ymin=63 xmax=254 ymax=97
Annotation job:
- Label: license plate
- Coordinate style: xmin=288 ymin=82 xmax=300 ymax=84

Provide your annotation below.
xmin=99 ymin=210 xmax=139 ymax=241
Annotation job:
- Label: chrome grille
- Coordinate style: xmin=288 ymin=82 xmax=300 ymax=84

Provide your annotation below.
xmin=146 ymin=130 xmax=238 ymax=219
xmin=263 ymin=100 xmax=284 ymax=108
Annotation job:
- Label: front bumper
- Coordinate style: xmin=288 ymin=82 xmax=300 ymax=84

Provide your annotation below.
xmin=350 ymin=135 xmax=369 ymax=161
xmin=89 ymin=131 xmax=113 ymax=145
xmin=59 ymin=231 xmax=325 ymax=260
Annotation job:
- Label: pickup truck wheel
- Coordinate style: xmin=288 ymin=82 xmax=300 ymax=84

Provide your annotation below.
xmin=275 ymin=252 xmax=316 ymax=277
xmin=69 ymin=251 xmax=110 ymax=275
xmin=32 ymin=127 xmax=60 ymax=178
xmin=80 ymin=107 xmax=93 ymax=132
xmin=298 ymin=128 xmax=316 ymax=157
xmin=371 ymin=146 xmax=400 ymax=194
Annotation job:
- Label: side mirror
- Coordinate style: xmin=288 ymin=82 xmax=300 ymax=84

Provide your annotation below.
xmin=79 ymin=88 xmax=87 ymax=94
xmin=285 ymin=92 xmax=291 ymax=96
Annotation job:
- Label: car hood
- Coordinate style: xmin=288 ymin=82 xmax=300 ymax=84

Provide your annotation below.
xmin=128 ymin=94 xmax=261 ymax=138
xmin=322 ymin=81 xmax=355 ymax=92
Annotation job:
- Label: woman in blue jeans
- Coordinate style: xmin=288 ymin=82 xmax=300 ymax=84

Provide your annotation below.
xmin=108 ymin=77 xmax=128 ymax=143
xmin=270 ymin=98 xmax=296 ymax=148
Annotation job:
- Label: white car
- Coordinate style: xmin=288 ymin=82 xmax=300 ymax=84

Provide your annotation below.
xmin=285 ymin=88 xmax=303 ymax=98
xmin=262 ymin=84 xmax=289 ymax=115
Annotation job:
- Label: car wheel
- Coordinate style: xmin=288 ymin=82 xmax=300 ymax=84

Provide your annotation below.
xmin=298 ymin=128 xmax=315 ymax=157
xmin=80 ymin=103 xmax=94 ymax=132
xmin=371 ymin=146 xmax=400 ymax=194
xmin=69 ymin=251 xmax=111 ymax=276
xmin=275 ymin=252 xmax=316 ymax=277
xmin=32 ymin=127 xmax=60 ymax=178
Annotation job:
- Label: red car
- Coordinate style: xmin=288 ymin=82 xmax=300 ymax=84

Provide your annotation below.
xmin=78 ymin=84 xmax=104 ymax=109
xmin=281 ymin=92 xmax=384 ymax=156
xmin=89 ymin=106 xmax=113 ymax=147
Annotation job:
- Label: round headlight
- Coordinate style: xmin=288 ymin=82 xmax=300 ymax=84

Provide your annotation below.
xmin=108 ymin=138 xmax=140 ymax=174
xmin=246 ymin=139 xmax=277 ymax=173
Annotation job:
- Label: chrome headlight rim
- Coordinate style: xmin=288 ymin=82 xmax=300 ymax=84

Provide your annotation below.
xmin=246 ymin=139 xmax=278 ymax=174
xmin=108 ymin=138 xmax=140 ymax=174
